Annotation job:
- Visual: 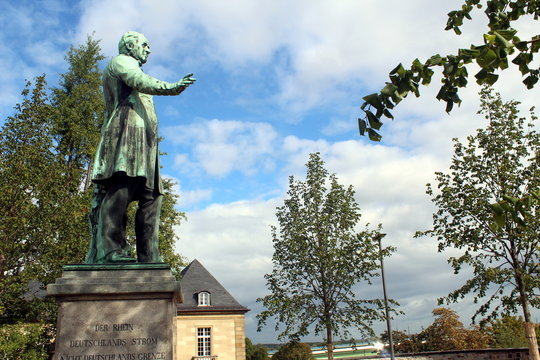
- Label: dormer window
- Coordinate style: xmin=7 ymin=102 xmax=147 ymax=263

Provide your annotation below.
xmin=198 ymin=291 xmax=210 ymax=306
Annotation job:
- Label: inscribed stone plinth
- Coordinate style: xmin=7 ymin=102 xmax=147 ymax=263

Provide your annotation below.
xmin=47 ymin=264 xmax=182 ymax=360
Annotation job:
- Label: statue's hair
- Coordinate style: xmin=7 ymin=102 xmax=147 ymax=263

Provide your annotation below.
xmin=118 ymin=31 xmax=145 ymax=55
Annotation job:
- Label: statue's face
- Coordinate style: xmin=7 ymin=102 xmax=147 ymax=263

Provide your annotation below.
xmin=128 ymin=36 xmax=151 ymax=65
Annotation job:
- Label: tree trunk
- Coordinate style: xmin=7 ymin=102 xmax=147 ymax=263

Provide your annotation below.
xmin=515 ymin=269 xmax=539 ymax=360
xmin=66 ymin=142 xmax=74 ymax=171
xmin=84 ymin=158 xmax=93 ymax=191
xmin=326 ymin=322 xmax=334 ymax=360
xmin=525 ymin=322 xmax=539 ymax=360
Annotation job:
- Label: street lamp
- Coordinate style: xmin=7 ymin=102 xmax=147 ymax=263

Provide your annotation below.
xmin=376 ymin=233 xmax=395 ymax=360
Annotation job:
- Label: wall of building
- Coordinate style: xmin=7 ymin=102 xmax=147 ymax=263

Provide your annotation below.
xmin=176 ymin=314 xmax=246 ymax=360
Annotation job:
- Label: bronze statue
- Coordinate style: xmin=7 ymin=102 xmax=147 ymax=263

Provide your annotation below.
xmin=85 ymin=31 xmax=195 ymax=264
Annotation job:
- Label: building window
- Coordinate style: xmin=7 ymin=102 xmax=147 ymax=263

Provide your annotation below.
xmin=198 ymin=291 xmax=210 ymax=306
xmin=197 ymin=327 xmax=211 ymax=356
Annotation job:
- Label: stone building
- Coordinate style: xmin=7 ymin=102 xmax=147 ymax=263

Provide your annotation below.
xmin=176 ymin=260 xmax=249 ymax=360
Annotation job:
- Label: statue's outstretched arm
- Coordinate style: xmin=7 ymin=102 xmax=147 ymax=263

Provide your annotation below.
xmin=112 ymin=55 xmax=195 ymax=96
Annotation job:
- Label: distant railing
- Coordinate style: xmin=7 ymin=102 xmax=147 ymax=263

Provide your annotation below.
xmin=192 ymin=356 xmax=217 ymax=360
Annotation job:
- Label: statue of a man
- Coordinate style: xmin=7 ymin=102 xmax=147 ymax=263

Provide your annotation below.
xmin=85 ymin=31 xmax=195 ymax=264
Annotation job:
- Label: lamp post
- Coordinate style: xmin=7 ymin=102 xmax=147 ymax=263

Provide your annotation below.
xmin=376 ymin=233 xmax=395 ymax=360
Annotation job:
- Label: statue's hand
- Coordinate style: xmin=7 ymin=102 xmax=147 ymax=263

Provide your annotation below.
xmin=177 ymin=73 xmax=196 ymax=87
xmin=172 ymin=73 xmax=195 ymax=94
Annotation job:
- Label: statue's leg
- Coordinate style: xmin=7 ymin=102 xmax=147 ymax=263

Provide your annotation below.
xmin=95 ymin=181 xmax=136 ymax=263
xmin=85 ymin=184 xmax=106 ymax=263
xmin=135 ymin=189 xmax=164 ymax=263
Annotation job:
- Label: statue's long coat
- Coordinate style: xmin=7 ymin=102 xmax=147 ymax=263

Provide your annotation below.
xmin=92 ymin=54 xmax=182 ymax=193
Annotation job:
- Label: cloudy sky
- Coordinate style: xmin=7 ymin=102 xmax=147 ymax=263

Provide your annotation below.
xmin=2 ymin=0 xmax=539 ymax=344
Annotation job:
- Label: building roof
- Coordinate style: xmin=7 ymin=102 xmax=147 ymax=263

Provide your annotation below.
xmin=177 ymin=259 xmax=249 ymax=314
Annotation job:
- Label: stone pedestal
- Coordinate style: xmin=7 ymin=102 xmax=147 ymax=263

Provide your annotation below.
xmin=47 ymin=264 xmax=182 ymax=360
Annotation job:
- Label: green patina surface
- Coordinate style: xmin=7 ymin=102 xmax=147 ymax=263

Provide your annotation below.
xmin=85 ymin=31 xmax=195 ymax=265
xmin=64 ymin=263 xmax=170 ymax=271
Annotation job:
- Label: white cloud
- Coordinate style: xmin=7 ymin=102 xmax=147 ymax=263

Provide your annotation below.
xmin=180 ymin=188 xmax=214 ymax=209
xmin=73 ymin=0 xmax=487 ymax=117
xmin=177 ymin=198 xmax=278 ymax=295
xmin=162 ymin=173 xmax=214 ymax=209
xmin=25 ymin=40 xmax=65 ymax=67
xmin=166 ymin=119 xmax=278 ymax=177
xmin=176 ymin=197 xmax=279 ymax=341
xmin=322 ymin=117 xmax=356 ymax=136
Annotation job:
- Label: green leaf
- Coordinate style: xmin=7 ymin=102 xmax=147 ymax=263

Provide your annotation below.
xmin=366 ymin=111 xmax=383 ymax=130
xmin=362 ymin=93 xmax=378 ymax=103
xmin=475 ymin=69 xmax=499 ymax=85
xmin=436 ymin=86 xmax=447 ymax=102
xmin=488 ymin=203 xmax=504 ymax=216
xmin=498 ymin=56 xmax=508 ymax=70
xmin=495 ymin=29 xmax=517 ymax=40
xmin=445 ymin=100 xmax=454 ymax=113
xmin=427 ymin=54 xmax=445 ymax=66
xmin=455 ymin=72 xmax=469 ymax=87
xmin=501 ymin=195 xmax=518 ymax=205
xmin=383 ymin=109 xmax=394 ymax=120
xmin=494 ymin=31 xmax=513 ymax=49
xmin=531 ymin=36 xmax=540 ymax=53
xmin=512 ymin=52 xmax=532 ymax=66
xmin=362 ymin=93 xmax=384 ymax=111
xmin=484 ymin=33 xmax=497 ymax=44
xmin=412 ymin=58 xmax=424 ymax=70
xmin=512 ymin=52 xmax=532 ymax=75
xmin=358 ymin=118 xmax=366 ymax=136
xmin=380 ymin=83 xmax=398 ymax=96
xmin=421 ymin=67 xmax=435 ymax=85
xmin=477 ymin=48 xmax=498 ymax=68
xmin=458 ymin=48 xmax=481 ymax=61
xmin=367 ymin=128 xmax=382 ymax=142
xmin=523 ymin=75 xmax=538 ymax=89
xmin=515 ymin=41 xmax=529 ymax=51
xmin=493 ymin=212 xmax=506 ymax=228
xmin=500 ymin=202 xmax=512 ymax=212
xmin=390 ymin=63 xmax=405 ymax=76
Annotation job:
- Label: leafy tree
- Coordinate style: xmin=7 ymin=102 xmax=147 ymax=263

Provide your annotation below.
xmin=246 ymin=337 xmax=269 ymax=360
xmin=0 ymin=75 xmax=73 ymax=357
xmin=486 ymin=316 xmax=540 ymax=348
xmin=0 ymin=76 xmax=61 ymax=324
xmin=50 ymin=35 xmax=105 ymax=191
xmin=381 ymin=330 xmax=423 ymax=354
xmin=257 ymin=153 xmax=394 ymax=360
xmin=382 ymin=309 xmax=489 ymax=353
xmin=0 ymin=323 xmax=52 ymax=360
xmin=417 ymin=87 xmax=539 ymax=358
xmin=272 ymin=342 xmax=313 ymax=360
xmin=158 ymin=178 xmax=188 ymax=276
xmin=420 ymin=308 xmax=490 ymax=351
xmin=359 ymin=0 xmax=540 ymax=141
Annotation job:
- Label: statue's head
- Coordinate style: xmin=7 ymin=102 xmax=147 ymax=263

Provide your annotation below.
xmin=118 ymin=31 xmax=150 ymax=65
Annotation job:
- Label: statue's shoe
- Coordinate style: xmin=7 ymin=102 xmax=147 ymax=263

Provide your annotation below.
xmin=107 ymin=253 xmax=137 ymax=263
